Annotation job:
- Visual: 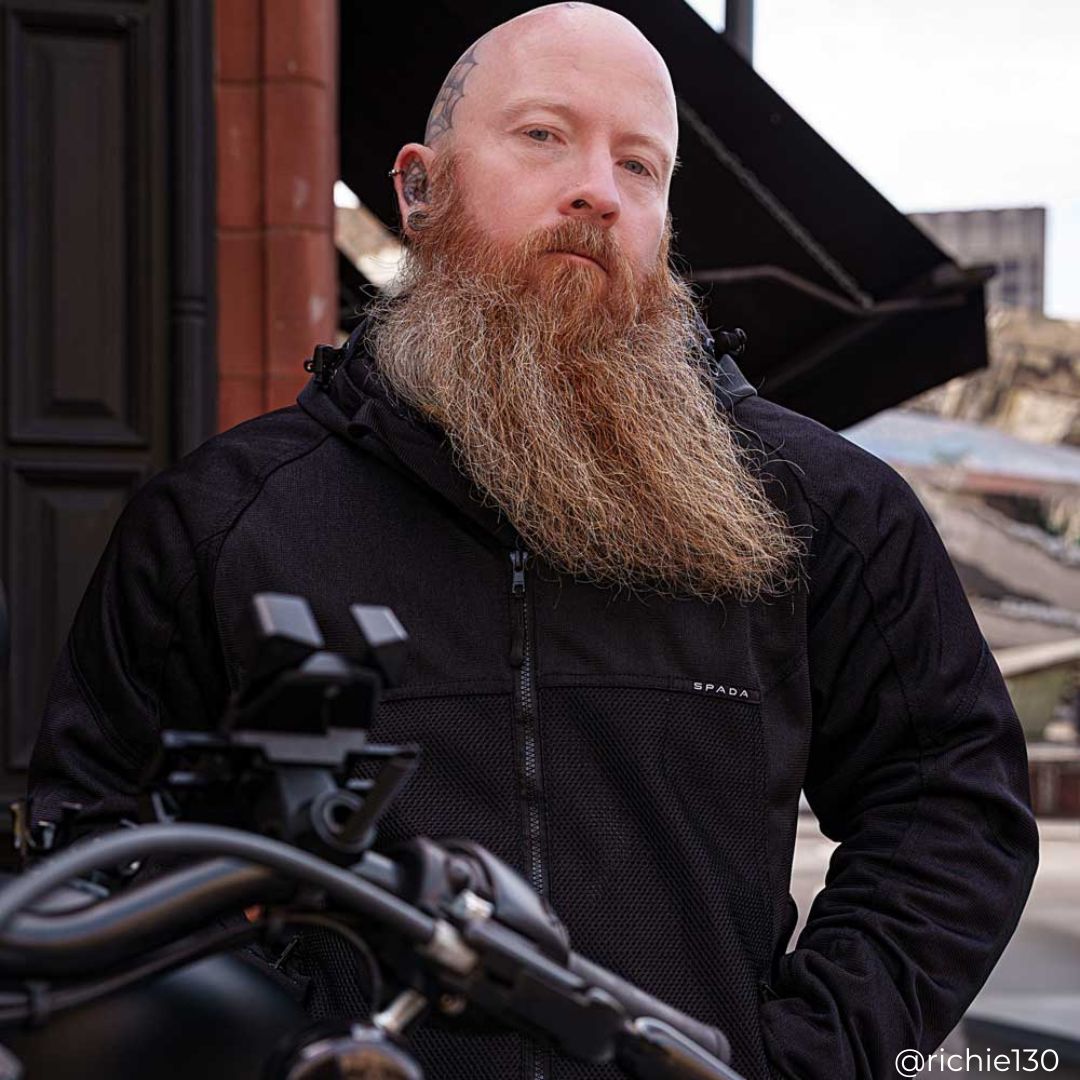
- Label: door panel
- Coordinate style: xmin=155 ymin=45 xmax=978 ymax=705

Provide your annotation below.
xmin=8 ymin=7 xmax=153 ymax=446
xmin=6 ymin=460 xmax=145 ymax=771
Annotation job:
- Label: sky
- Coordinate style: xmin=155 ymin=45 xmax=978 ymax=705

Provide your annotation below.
xmin=683 ymin=0 xmax=1080 ymax=320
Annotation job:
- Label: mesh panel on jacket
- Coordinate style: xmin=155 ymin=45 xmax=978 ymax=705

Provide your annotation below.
xmin=540 ymin=684 xmax=773 ymax=1080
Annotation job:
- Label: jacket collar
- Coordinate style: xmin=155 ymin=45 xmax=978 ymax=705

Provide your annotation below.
xmin=692 ymin=314 xmax=757 ymax=411
xmin=298 ymin=321 xmax=522 ymax=547
xmin=297 ymin=315 xmax=757 ymax=548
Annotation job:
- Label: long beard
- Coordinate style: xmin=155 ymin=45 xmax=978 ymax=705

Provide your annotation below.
xmin=365 ymin=154 xmax=802 ymax=602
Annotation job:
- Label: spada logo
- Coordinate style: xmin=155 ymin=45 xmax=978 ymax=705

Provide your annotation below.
xmin=672 ymin=677 xmax=761 ymax=703
xmin=691 ymin=681 xmax=758 ymax=702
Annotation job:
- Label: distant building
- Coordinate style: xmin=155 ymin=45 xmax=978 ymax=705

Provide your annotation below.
xmin=899 ymin=306 xmax=1080 ymax=589
xmin=907 ymin=307 xmax=1080 ymax=448
xmin=909 ymin=206 xmax=1046 ymax=313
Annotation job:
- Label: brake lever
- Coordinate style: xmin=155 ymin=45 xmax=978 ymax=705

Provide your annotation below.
xmin=618 ymin=1017 xmax=746 ymax=1080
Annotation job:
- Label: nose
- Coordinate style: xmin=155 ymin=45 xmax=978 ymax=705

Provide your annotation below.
xmin=559 ymin=156 xmax=621 ymax=226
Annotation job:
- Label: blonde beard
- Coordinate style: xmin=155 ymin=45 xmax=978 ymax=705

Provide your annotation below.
xmin=366 ymin=153 xmax=802 ymax=602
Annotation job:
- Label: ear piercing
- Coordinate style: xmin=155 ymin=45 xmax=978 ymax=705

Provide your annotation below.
xmin=389 ymin=164 xmax=429 ymax=208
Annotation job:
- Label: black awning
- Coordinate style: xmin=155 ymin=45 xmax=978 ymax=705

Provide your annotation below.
xmin=340 ymin=1 xmax=990 ymax=429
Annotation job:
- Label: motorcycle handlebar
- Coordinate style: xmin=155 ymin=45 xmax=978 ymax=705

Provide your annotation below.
xmin=0 ymin=825 xmax=742 ymax=1080
xmin=0 ymin=824 xmax=434 ymax=944
xmin=0 ymin=858 xmax=288 ymax=977
xmin=568 ymin=953 xmax=730 ymax=1066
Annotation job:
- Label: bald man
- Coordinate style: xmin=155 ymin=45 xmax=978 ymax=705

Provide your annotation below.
xmin=29 ymin=5 xmax=1037 ymax=1080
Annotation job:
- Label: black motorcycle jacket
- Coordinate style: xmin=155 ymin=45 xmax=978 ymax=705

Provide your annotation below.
xmin=27 ymin=331 xmax=1038 ymax=1080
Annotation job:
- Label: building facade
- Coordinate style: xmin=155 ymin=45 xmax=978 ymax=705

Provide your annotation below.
xmin=909 ymin=206 xmax=1046 ymax=314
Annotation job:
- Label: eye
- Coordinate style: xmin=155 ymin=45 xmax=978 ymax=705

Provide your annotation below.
xmin=622 ymin=159 xmax=652 ymax=177
xmin=524 ymin=128 xmax=555 ymax=143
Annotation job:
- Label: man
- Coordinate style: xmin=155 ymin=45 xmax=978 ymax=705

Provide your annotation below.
xmin=28 ymin=5 xmax=1037 ymax=1079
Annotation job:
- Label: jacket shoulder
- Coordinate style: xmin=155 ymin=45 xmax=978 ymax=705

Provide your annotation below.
xmin=732 ymin=394 xmax=921 ymax=535
xmin=129 ymin=405 xmax=332 ymax=552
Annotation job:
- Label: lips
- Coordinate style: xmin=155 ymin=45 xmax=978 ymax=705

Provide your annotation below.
xmin=548 ymin=249 xmax=607 ymax=273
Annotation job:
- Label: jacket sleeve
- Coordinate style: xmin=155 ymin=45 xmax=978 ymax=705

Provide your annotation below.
xmin=758 ymin=458 xmax=1039 ymax=1080
xmin=27 ymin=472 xmax=230 ymax=833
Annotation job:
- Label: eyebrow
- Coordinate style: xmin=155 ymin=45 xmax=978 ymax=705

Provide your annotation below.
xmin=498 ymin=96 xmax=674 ymax=175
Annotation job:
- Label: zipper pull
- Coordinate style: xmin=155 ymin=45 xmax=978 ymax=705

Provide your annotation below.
xmin=511 ymin=549 xmax=527 ymax=595
xmin=509 ymin=549 xmax=528 ymax=667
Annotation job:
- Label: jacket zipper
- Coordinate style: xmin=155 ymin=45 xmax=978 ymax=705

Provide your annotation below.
xmin=509 ymin=545 xmax=549 ymax=1080
xmin=510 ymin=546 xmax=545 ymax=897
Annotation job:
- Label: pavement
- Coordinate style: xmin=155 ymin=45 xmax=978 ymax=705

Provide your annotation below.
xmin=789 ymin=815 xmax=1080 ymax=1078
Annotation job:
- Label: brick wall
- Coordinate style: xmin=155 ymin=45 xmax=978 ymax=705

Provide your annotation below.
xmin=214 ymin=0 xmax=338 ymax=431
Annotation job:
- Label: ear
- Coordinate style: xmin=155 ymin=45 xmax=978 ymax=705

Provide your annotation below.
xmin=391 ymin=143 xmax=437 ymax=238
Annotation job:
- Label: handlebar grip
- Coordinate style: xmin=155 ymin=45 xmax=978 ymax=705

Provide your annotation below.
xmin=567 ymin=953 xmax=732 ymax=1066
xmin=620 ymin=1017 xmax=746 ymax=1080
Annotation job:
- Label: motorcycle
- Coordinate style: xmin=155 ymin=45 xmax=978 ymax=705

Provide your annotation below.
xmin=0 ymin=593 xmax=744 ymax=1080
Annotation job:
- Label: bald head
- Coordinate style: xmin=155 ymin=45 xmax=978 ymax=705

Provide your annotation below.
xmin=424 ymin=4 xmax=677 ymax=155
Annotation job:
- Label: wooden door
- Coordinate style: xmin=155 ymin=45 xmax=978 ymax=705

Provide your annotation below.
xmin=0 ymin=0 xmax=215 ymax=805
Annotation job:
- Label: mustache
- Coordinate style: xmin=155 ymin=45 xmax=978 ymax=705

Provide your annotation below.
xmin=523 ymin=219 xmax=619 ymax=273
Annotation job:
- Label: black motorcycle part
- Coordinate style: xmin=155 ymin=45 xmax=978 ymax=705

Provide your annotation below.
xmin=269 ymin=1022 xmax=424 ymax=1080
xmin=0 ymin=953 xmax=309 ymax=1080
